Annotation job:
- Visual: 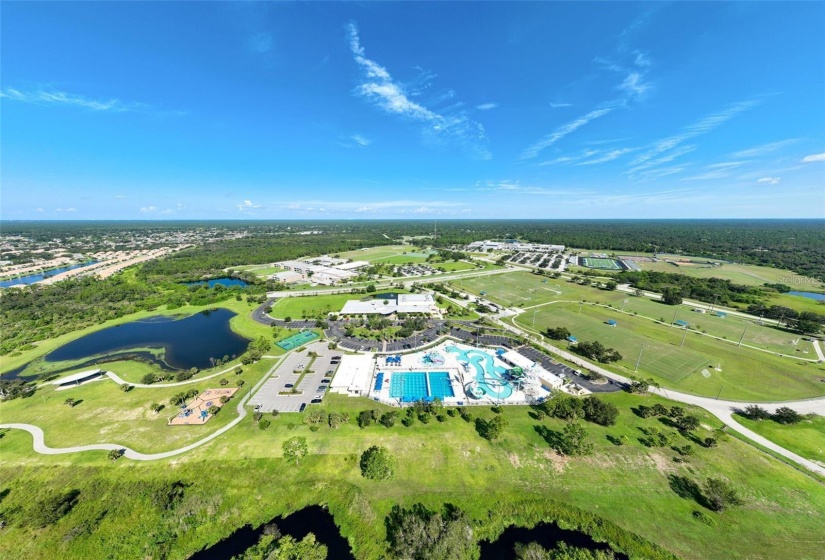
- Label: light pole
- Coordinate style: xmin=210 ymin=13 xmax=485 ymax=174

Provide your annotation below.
xmin=634 ymin=344 xmax=645 ymax=372
xmin=738 ymin=322 xmax=750 ymax=347
xmin=680 ymin=324 xmax=688 ymax=347
xmin=671 ymin=307 xmax=679 ymax=325
xmin=578 ymin=300 xmax=583 ymax=314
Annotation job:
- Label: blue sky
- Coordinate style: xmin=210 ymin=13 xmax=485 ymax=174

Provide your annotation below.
xmin=2 ymin=1 xmax=824 ymax=220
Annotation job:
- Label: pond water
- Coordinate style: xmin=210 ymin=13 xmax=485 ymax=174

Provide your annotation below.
xmin=188 ymin=505 xmax=354 ymax=560
xmin=479 ymin=521 xmax=627 ymax=560
xmin=0 ymin=261 xmax=97 ymax=288
xmin=185 ymin=277 xmax=249 ymax=288
xmin=788 ymin=291 xmax=825 ymax=301
xmin=43 ymin=308 xmax=250 ymax=370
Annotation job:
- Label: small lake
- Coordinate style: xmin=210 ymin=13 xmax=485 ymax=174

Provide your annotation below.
xmin=479 ymin=521 xmax=627 ymax=560
xmin=43 ymin=308 xmax=250 ymax=370
xmin=188 ymin=505 xmax=354 ymax=560
xmin=788 ymin=291 xmax=825 ymax=301
xmin=185 ymin=277 xmax=249 ymax=288
xmin=0 ymin=261 xmax=97 ymax=288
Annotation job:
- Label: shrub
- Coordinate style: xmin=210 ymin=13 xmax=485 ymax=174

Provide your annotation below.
xmin=141 ymin=373 xmax=159 ymax=385
xmin=150 ymin=402 xmax=164 ymax=413
xmin=693 ymin=510 xmax=717 ymax=526
xmin=401 ymin=417 xmax=414 ymax=427
xmin=380 ymin=411 xmax=398 ymax=428
xmin=436 ymin=414 xmax=447 ymax=422
xmin=258 ymin=419 xmax=271 ymax=430
xmin=253 ymin=412 xmax=263 ymax=422
xmin=219 ymin=378 xmax=229 ymax=386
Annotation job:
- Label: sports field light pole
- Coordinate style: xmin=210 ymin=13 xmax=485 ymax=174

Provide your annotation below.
xmin=634 ymin=344 xmax=645 ymax=372
xmin=671 ymin=307 xmax=679 ymax=325
xmin=680 ymin=324 xmax=689 ymax=347
xmin=578 ymin=300 xmax=583 ymax=314
xmin=738 ymin=321 xmax=750 ymax=347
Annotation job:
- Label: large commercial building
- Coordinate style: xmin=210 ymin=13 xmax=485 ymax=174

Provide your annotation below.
xmin=271 ymin=258 xmax=369 ymax=286
xmin=467 ymin=240 xmax=565 ymax=253
xmin=339 ymin=293 xmax=439 ymax=316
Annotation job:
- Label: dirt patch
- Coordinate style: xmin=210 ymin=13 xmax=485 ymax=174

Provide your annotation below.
xmin=648 ymin=451 xmax=676 ymax=475
xmin=542 ymin=449 xmax=570 ymax=473
xmin=508 ymin=453 xmax=522 ymax=468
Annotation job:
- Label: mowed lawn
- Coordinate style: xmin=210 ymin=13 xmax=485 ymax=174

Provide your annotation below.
xmin=0 ymin=357 xmax=277 ymax=455
xmin=458 ymin=271 xmax=569 ymax=306
xmin=638 ymin=258 xmax=825 ymax=288
xmin=518 ymin=302 xmax=825 ymax=401
xmin=3 ymin=392 xmax=825 ymax=560
xmin=735 ymin=415 xmax=825 ymax=466
xmin=269 ymin=293 xmax=371 ymax=319
xmin=338 ymin=245 xmax=412 ymax=261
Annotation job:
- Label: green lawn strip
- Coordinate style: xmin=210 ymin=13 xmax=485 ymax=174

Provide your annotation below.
xmin=2 ymin=392 xmax=825 ymax=560
xmin=734 ymin=415 xmax=825 ymax=466
xmin=371 ymin=254 xmax=429 ymax=264
xmin=338 ymin=245 xmax=412 ymax=261
xmin=518 ymin=302 xmax=825 ymax=401
xmin=0 ymin=357 xmax=275 ymax=454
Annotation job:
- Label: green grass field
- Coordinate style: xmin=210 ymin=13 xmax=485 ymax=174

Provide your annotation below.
xmin=581 ymin=257 xmax=622 ymax=270
xmin=516 ymin=301 xmax=825 ymax=401
xmin=270 ymin=293 xmax=361 ymax=319
xmin=735 ymin=415 xmax=825 ymax=466
xmin=2 ymin=391 xmax=825 ymax=560
xmin=371 ymin=254 xmax=429 ymax=265
xmin=338 ymin=245 xmax=413 ymax=262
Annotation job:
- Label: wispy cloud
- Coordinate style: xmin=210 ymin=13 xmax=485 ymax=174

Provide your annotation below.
xmin=757 ymin=177 xmax=781 ymax=185
xmin=474 ymin=180 xmax=592 ymax=197
xmin=549 ymin=102 xmax=572 ymax=108
xmin=1 ymin=87 xmax=150 ymax=113
xmin=285 ymin=199 xmax=465 ymax=215
xmin=730 ymin=139 xmax=797 ymax=159
xmin=340 ymin=134 xmax=372 ymax=148
xmin=802 ymin=152 xmax=825 ymax=163
xmin=521 ymin=107 xmax=613 ymax=159
xmin=578 ymin=148 xmax=636 ymax=165
xmin=629 ymin=99 xmax=761 ymax=177
xmin=346 ymin=22 xmax=490 ymax=160
xmin=683 ymin=160 xmax=750 ymax=181
xmin=55 ymin=207 xmax=77 ymax=213
xmin=139 ymin=206 xmax=158 ymax=214
xmin=476 ymin=102 xmax=498 ymax=111
xmin=617 ymin=72 xmax=651 ymax=98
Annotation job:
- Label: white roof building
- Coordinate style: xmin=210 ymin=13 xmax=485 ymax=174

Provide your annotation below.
xmin=53 ymin=369 xmax=104 ymax=387
xmin=500 ymin=351 xmax=536 ymax=370
xmin=270 ymin=270 xmax=303 ymax=284
xmin=330 ymin=354 xmax=375 ymax=396
xmin=335 ymin=260 xmax=369 ymax=271
xmin=339 ymin=293 xmax=438 ymax=315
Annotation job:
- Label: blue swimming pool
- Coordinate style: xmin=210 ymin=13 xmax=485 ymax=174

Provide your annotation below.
xmin=446 ymin=345 xmax=514 ymax=399
xmin=388 ymin=371 xmax=454 ymax=402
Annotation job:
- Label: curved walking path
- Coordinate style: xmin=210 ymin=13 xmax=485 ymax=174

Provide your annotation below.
xmin=1 ymin=355 xmax=285 ymax=461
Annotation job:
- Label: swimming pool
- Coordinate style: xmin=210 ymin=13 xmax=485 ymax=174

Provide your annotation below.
xmin=388 ymin=371 xmax=455 ymax=402
xmin=446 ymin=345 xmax=514 ymax=399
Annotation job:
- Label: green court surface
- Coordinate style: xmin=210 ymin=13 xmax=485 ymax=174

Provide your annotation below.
xmin=276 ymin=330 xmax=320 ymax=350
xmin=581 ymin=257 xmax=622 ymax=270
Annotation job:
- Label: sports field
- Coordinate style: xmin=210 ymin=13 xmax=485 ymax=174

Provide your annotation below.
xmin=457 ymin=271 xmax=568 ymax=307
xmin=517 ymin=302 xmax=825 ymax=401
xmin=581 ymin=257 xmax=622 ymax=270
xmin=337 ymin=245 xmax=412 ymax=261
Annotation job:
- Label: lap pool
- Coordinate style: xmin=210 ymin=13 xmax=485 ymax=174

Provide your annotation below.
xmin=388 ymin=371 xmax=455 ymax=402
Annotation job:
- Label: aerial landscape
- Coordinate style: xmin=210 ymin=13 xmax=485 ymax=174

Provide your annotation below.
xmin=1 ymin=2 xmax=824 ymax=560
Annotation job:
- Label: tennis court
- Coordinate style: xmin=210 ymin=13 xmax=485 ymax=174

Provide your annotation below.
xmin=276 ymin=330 xmax=320 ymax=350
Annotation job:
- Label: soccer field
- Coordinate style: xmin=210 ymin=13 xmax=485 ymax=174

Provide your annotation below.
xmin=457 ymin=271 xmax=569 ymax=307
xmin=581 ymin=257 xmax=622 ymax=270
xmin=517 ymin=302 xmax=825 ymax=401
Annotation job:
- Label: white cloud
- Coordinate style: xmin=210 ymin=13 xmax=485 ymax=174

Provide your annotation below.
xmin=634 ymin=51 xmax=651 ymax=67
xmin=629 ymin=99 xmax=761 ymax=174
xmin=350 ymin=134 xmax=372 ymax=147
xmin=139 ymin=206 xmax=158 ymax=214
xmin=346 ymin=22 xmax=490 ymax=160
xmin=618 ymin=72 xmax=651 ymax=98
xmin=577 ymin=148 xmax=635 ymax=165
xmin=34 ymin=207 xmax=44 ymax=212
xmin=160 ymin=208 xmax=174 ymax=214
xmin=730 ymin=139 xmax=797 ymax=158
xmin=55 ymin=207 xmax=77 ymax=213
xmin=757 ymin=177 xmax=781 ymax=185
xmin=521 ymin=107 xmax=613 ymax=159
xmin=549 ymin=102 xmax=572 ymax=108
xmin=114 ymin=195 xmax=128 ymax=199
xmin=237 ymin=200 xmax=262 ymax=211
xmin=1 ymin=87 xmax=148 ymax=112
xmin=801 ymin=152 xmax=825 ymax=163
xmin=476 ymin=103 xmax=498 ymax=111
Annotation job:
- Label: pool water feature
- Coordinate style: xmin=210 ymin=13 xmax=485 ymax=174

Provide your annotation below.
xmin=388 ymin=371 xmax=454 ymax=402
xmin=446 ymin=345 xmax=514 ymax=399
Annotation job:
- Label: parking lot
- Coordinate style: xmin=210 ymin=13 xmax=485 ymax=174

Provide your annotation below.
xmin=248 ymin=342 xmax=341 ymax=412
xmin=516 ymin=346 xmax=623 ymax=393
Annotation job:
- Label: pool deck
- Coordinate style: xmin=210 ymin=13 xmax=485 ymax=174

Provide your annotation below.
xmin=368 ymin=340 xmax=551 ymax=406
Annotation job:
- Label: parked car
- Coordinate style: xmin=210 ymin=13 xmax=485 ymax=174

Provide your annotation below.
xmin=310 ymin=398 xmax=322 ymax=404
xmin=318 ymin=386 xmax=326 ymax=392
xmin=321 ymin=379 xmax=331 ymax=384
xmin=285 ymin=383 xmax=294 ymax=388
xmin=299 ymin=403 xmax=306 ymax=412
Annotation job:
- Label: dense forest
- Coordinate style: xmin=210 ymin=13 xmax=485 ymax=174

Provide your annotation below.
xmin=4 ymin=220 xmax=823 ymax=280
xmin=140 ymin=230 xmax=394 ymax=281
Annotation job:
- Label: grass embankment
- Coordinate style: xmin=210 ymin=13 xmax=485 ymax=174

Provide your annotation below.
xmin=2 ymin=392 xmax=825 ymax=560
xmin=735 ymin=415 xmax=825 ymax=466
